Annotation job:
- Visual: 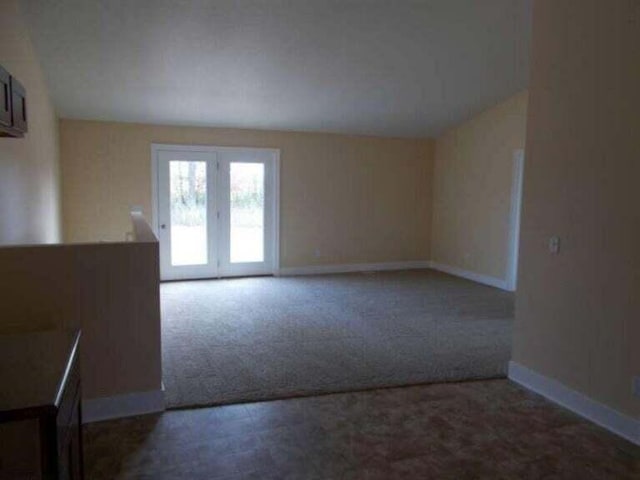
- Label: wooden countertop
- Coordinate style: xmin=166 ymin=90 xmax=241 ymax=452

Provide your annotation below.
xmin=0 ymin=330 xmax=80 ymax=422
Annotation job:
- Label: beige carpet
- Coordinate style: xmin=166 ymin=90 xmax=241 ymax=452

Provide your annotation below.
xmin=161 ymin=269 xmax=514 ymax=409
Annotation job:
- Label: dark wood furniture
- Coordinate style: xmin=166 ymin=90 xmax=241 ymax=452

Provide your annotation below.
xmin=0 ymin=62 xmax=28 ymax=138
xmin=0 ymin=330 xmax=83 ymax=480
xmin=0 ymin=65 xmax=11 ymax=129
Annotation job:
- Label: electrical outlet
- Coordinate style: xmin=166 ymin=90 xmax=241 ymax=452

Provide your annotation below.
xmin=548 ymin=236 xmax=561 ymax=254
xmin=633 ymin=376 xmax=640 ymax=398
xmin=314 ymin=249 xmax=321 ymax=258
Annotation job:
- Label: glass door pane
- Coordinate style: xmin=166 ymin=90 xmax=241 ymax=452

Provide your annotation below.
xmin=157 ymin=145 xmax=276 ymax=280
xmin=230 ymin=162 xmax=264 ymax=263
xmin=169 ymin=160 xmax=208 ymax=266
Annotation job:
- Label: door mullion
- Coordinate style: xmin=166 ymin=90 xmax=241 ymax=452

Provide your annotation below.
xmin=217 ymin=157 xmax=229 ymax=277
xmin=208 ymin=154 xmax=219 ymax=278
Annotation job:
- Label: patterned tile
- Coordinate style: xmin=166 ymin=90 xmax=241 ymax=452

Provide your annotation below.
xmin=84 ymin=380 xmax=639 ymax=479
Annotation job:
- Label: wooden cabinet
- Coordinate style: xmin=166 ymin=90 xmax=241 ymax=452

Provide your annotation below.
xmin=0 ymin=63 xmax=28 ymax=137
xmin=0 ymin=65 xmax=11 ymax=128
xmin=10 ymin=76 xmax=27 ymax=134
xmin=50 ymin=358 xmax=83 ymax=480
xmin=0 ymin=330 xmax=84 ymax=480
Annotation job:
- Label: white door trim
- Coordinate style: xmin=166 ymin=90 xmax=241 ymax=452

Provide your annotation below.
xmin=506 ymin=149 xmax=525 ymax=291
xmin=217 ymin=147 xmax=279 ymax=277
xmin=151 ymin=143 xmax=281 ymax=280
xmin=156 ymin=149 xmax=218 ymax=280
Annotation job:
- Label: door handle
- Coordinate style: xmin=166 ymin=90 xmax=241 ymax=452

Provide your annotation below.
xmin=160 ymin=224 xmax=166 ymax=229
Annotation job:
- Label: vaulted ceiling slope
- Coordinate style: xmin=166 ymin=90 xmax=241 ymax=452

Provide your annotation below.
xmin=22 ymin=0 xmax=531 ymax=138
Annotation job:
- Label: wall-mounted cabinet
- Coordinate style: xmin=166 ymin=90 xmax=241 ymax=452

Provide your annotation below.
xmin=0 ymin=64 xmax=28 ymax=138
xmin=0 ymin=65 xmax=11 ymax=129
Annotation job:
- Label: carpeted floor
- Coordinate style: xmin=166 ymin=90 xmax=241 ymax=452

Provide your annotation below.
xmin=161 ymin=269 xmax=514 ymax=409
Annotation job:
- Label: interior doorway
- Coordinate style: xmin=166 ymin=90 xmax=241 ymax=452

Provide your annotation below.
xmin=152 ymin=144 xmax=280 ymax=281
xmin=506 ymin=149 xmax=524 ymax=291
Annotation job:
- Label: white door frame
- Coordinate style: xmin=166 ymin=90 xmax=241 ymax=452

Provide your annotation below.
xmin=216 ymin=147 xmax=279 ymax=277
xmin=156 ymin=149 xmax=218 ymax=280
xmin=506 ymin=149 xmax=525 ymax=291
xmin=151 ymin=143 xmax=280 ymax=280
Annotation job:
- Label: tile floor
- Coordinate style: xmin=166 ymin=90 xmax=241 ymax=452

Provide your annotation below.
xmin=84 ymin=380 xmax=639 ymax=479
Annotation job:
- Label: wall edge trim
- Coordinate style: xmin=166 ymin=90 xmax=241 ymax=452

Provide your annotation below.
xmin=278 ymin=261 xmax=431 ymax=276
xmin=508 ymin=361 xmax=639 ymax=446
xmin=428 ymin=261 xmax=509 ymax=290
xmin=83 ymin=389 xmax=165 ymax=423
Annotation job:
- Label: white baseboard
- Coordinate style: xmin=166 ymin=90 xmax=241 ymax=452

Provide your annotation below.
xmin=508 ymin=361 xmax=639 ymax=446
xmin=83 ymin=389 xmax=165 ymax=423
xmin=278 ymin=260 xmax=431 ymax=276
xmin=428 ymin=261 xmax=509 ymax=291
xmin=278 ymin=261 xmax=513 ymax=292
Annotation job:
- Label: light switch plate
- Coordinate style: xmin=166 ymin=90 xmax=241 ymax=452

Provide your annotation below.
xmin=633 ymin=376 xmax=640 ymax=398
xmin=548 ymin=236 xmax=561 ymax=254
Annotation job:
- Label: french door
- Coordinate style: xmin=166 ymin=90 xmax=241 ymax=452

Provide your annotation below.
xmin=153 ymin=144 xmax=279 ymax=281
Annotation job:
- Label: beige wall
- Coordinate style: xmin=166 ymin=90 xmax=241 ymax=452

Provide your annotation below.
xmin=0 ymin=0 xmax=60 ymax=245
xmin=0 ymin=1 xmax=160 ymax=410
xmin=60 ymin=121 xmax=434 ymax=268
xmin=431 ymin=91 xmax=528 ymax=281
xmin=514 ymin=0 xmax=639 ymax=419
xmin=0 ymin=239 xmax=162 ymax=401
